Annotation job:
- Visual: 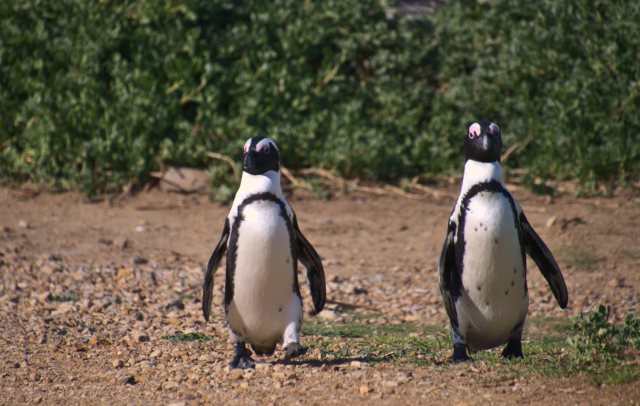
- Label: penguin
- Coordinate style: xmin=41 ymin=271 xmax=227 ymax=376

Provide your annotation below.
xmin=437 ymin=121 xmax=568 ymax=361
xmin=202 ymin=136 xmax=326 ymax=369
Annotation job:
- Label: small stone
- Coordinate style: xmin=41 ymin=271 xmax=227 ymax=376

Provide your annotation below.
xmin=88 ymin=336 xmax=99 ymax=347
xmin=545 ymin=216 xmax=557 ymax=228
xmin=18 ymin=219 xmax=29 ymax=229
xmin=189 ymin=341 xmax=201 ymax=349
xmin=228 ymin=369 xmax=244 ymax=380
xmin=255 ymin=363 xmax=272 ymax=371
xmin=132 ymin=331 xmax=150 ymax=342
xmin=122 ymin=375 xmax=136 ymax=385
xmin=135 ymin=225 xmax=146 ymax=232
xmin=165 ymin=300 xmax=185 ymax=312
xmin=608 ymin=278 xmax=624 ymax=288
xmin=200 ymin=354 xmax=215 ymax=363
xmin=168 ymin=317 xmax=180 ymax=325
xmin=1 ymin=226 xmax=10 ymax=233
xmin=350 ymin=360 xmax=366 ymax=368
xmin=150 ymin=350 xmax=163 ymax=359
xmin=113 ymin=359 xmax=124 ymax=368
xmin=319 ymin=310 xmax=338 ymax=321
xmin=382 ymin=380 xmax=399 ymax=387
xmin=285 ymin=371 xmax=297 ymax=380
xmin=130 ymin=255 xmax=147 ymax=265
xmin=393 ymin=223 xmax=407 ymax=232
xmin=114 ymin=237 xmax=128 ymax=249
xmin=167 ymin=402 xmax=186 ymax=406
xmin=360 ymin=386 xmax=372 ymax=394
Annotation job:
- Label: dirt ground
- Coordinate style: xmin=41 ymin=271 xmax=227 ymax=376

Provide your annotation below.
xmin=1 ymin=180 xmax=639 ymax=405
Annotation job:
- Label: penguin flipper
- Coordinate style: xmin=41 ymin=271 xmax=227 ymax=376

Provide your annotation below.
xmin=438 ymin=222 xmax=460 ymax=328
xmin=293 ymin=215 xmax=326 ymax=313
xmin=202 ymin=218 xmax=230 ymax=322
xmin=519 ymin=212 xmax=569 ymax=309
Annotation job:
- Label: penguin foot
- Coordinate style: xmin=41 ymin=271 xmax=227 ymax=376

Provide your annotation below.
xmin=284 ymin=342 xmax=307 ymax=359
xmin=501 ymin=341 xmax=524 ymax=359
xmin=452 ymin=344 xmax=472 ymax=362
xmin=230 ymin=355 xmax=256 ymax=369
xmin=230 ymin=343 xmax=256 ymax=369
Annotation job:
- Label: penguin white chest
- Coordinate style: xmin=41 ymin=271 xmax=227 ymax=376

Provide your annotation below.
xmin=456 ymin=192 xmax=529 ymax=350
xmin=228 ymin=200 xmax=300 ymax=345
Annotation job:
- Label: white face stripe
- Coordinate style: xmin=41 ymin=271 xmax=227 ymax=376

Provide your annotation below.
xmin=468 ymin=123 xmax=481 ymax=139
xmin=244 ymin=139 xmax=252 ymax=153
xmin=489 ymin=122 xmax=499 ymax=135
xmin=256 ymin=137 xmax=278 ymax=152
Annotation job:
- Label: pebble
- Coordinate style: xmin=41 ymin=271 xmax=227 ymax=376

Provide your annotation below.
xmin=130 ymin=256 xmax=147 ymax=265
xmin=114 ymin=237 xmax=128 ymax=249
xmin=18 ymin=219 xmax=29 ymax=229
xmin=359 ymin=386 xmax=373 ymax=394
xmin=228 ymin=369 xmax=244 ymax=380
xmin=319 ymin=310 xmax=338 ymax=321
xmin=200 ymin=354 xmax=215 ymax=363
xmin=113 ymin=359 xmax=124 ymax=368
xmin=167 ymin=402 xmax=186 ymax=406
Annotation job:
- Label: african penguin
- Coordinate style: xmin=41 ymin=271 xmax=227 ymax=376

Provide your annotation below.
xmin=437 ymin=121 xmax=568 ymax=361
xmin=202 ymin=136 xmax=326 ymax=369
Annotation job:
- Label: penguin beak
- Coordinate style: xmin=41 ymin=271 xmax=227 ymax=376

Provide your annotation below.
xmin=481 ymin=133 xmax=493 ymax=151
xmin=243 ymin=150 xmax=259 ymax=171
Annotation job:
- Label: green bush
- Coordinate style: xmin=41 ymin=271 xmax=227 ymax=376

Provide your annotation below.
xmin=1 ymin=0 xmax=638 ymax=195
xmin=568 ymin=305 xmax=640 ymax=360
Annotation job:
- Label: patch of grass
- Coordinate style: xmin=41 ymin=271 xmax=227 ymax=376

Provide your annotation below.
xmin=50 ymin=292 xmax=77 ymax=302
xmin=178 ymin=293 xmax=197 ymax=300
xmin=161 ymin=332 xmax=220 ymax=343
xmin=300 ymin=308 xmax=640 ymax=386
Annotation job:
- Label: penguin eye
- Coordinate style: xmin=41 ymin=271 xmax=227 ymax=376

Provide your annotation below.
xmin=262 ymin=144 xmax=270 ymax=154
xmin=469 ymin=131 xmax=477 ymax=139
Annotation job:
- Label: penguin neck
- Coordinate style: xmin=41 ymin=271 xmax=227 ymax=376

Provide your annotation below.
xmin=234 ymin=170 xmax=284 ymax=203
xmin=460 ymin=160 xmax=504 ymax=194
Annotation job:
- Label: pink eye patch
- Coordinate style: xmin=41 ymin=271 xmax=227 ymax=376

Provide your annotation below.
xmin=489 ymin=122 xmax=500 ymax=135
xmin=256 ymin=138 xmax=276 ymax=153
xmin=468 ymin=123 xmax=481 ymax=139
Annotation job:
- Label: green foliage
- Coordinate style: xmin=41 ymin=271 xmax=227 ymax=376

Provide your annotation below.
xmin=160 ymin=332 xmax=217 ymax=343
xmin=568 ymin=305 xmax=640 ymax=359
xmin=1 ymin=0 xmax=639 ymax=194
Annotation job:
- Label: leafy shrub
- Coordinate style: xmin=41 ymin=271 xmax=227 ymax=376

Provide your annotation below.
xmin=1 ymin=0 xmax=638 ymax=195
xmin=568 ymin=305 xmax=640 ymax=361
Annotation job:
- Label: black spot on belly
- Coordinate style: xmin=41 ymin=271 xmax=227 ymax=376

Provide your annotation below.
xmin=511 ymin=280 xmax=515 ymax=286
xmin=495 ymin=238 xmax=499 ymax=244
xmin=468 ymin=324 xmax=472 ymax=330
xmin=286 ymin=257 xmax=290 ymax=263
xmin=279 ymin=307 xmax=282 ymax=312
xmin=477 ymin=286 xmax=481 ymax=291
xmin=479 ymin=222 xmax=483 ymax=227
xmin=243 ymin=327 xmax=248 ymax=334
xmin=513 ymin=268 xmax=517 ymax=274
xmin=465 ymin=288 xmax=470 ymax=294
xmin=484 ymin=226 xmax=488 ymax=231
xmin=505 ymin=290 xmax=509 ymax=295
xmin=475 ymin=228 xmax=478 ymax=232
xmin=485 ymin=301 xmax=490 ymax=306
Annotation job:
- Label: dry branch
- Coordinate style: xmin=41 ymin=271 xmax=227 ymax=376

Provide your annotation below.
xmin=207 ymin=152 xmax=239 ymax=181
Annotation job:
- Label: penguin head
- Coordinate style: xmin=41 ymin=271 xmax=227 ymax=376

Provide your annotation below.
xmin=464 ymin=121 xmax=502 ymax=163
xmin=242 ymin=136 xmax=280 ymax=175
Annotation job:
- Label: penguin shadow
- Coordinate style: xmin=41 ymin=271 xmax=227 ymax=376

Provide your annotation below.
xmin=280 ymin=356 xmax=371 ymax=369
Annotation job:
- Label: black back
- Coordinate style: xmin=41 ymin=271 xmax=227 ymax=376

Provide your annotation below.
xmin=464 ymin=121 xmax=502 ymax=163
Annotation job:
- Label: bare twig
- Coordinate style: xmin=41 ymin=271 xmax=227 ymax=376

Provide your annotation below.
xmin=207 ymin=152 xmax=239 ymax=181
xmin=280 ymin=166 xmax=312 ymax=189
xmin=300 ymin=168 xmax=346 ymax=196
xmin=410 ymin=183 xmax=457 ymax=199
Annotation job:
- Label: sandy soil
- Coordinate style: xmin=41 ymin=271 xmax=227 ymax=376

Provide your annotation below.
xmin=1 ymin=181 xmax=639 ymax=405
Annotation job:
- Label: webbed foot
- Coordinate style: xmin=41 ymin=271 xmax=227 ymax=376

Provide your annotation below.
xmin=284 ymin=342 xmax=307 ymax=359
